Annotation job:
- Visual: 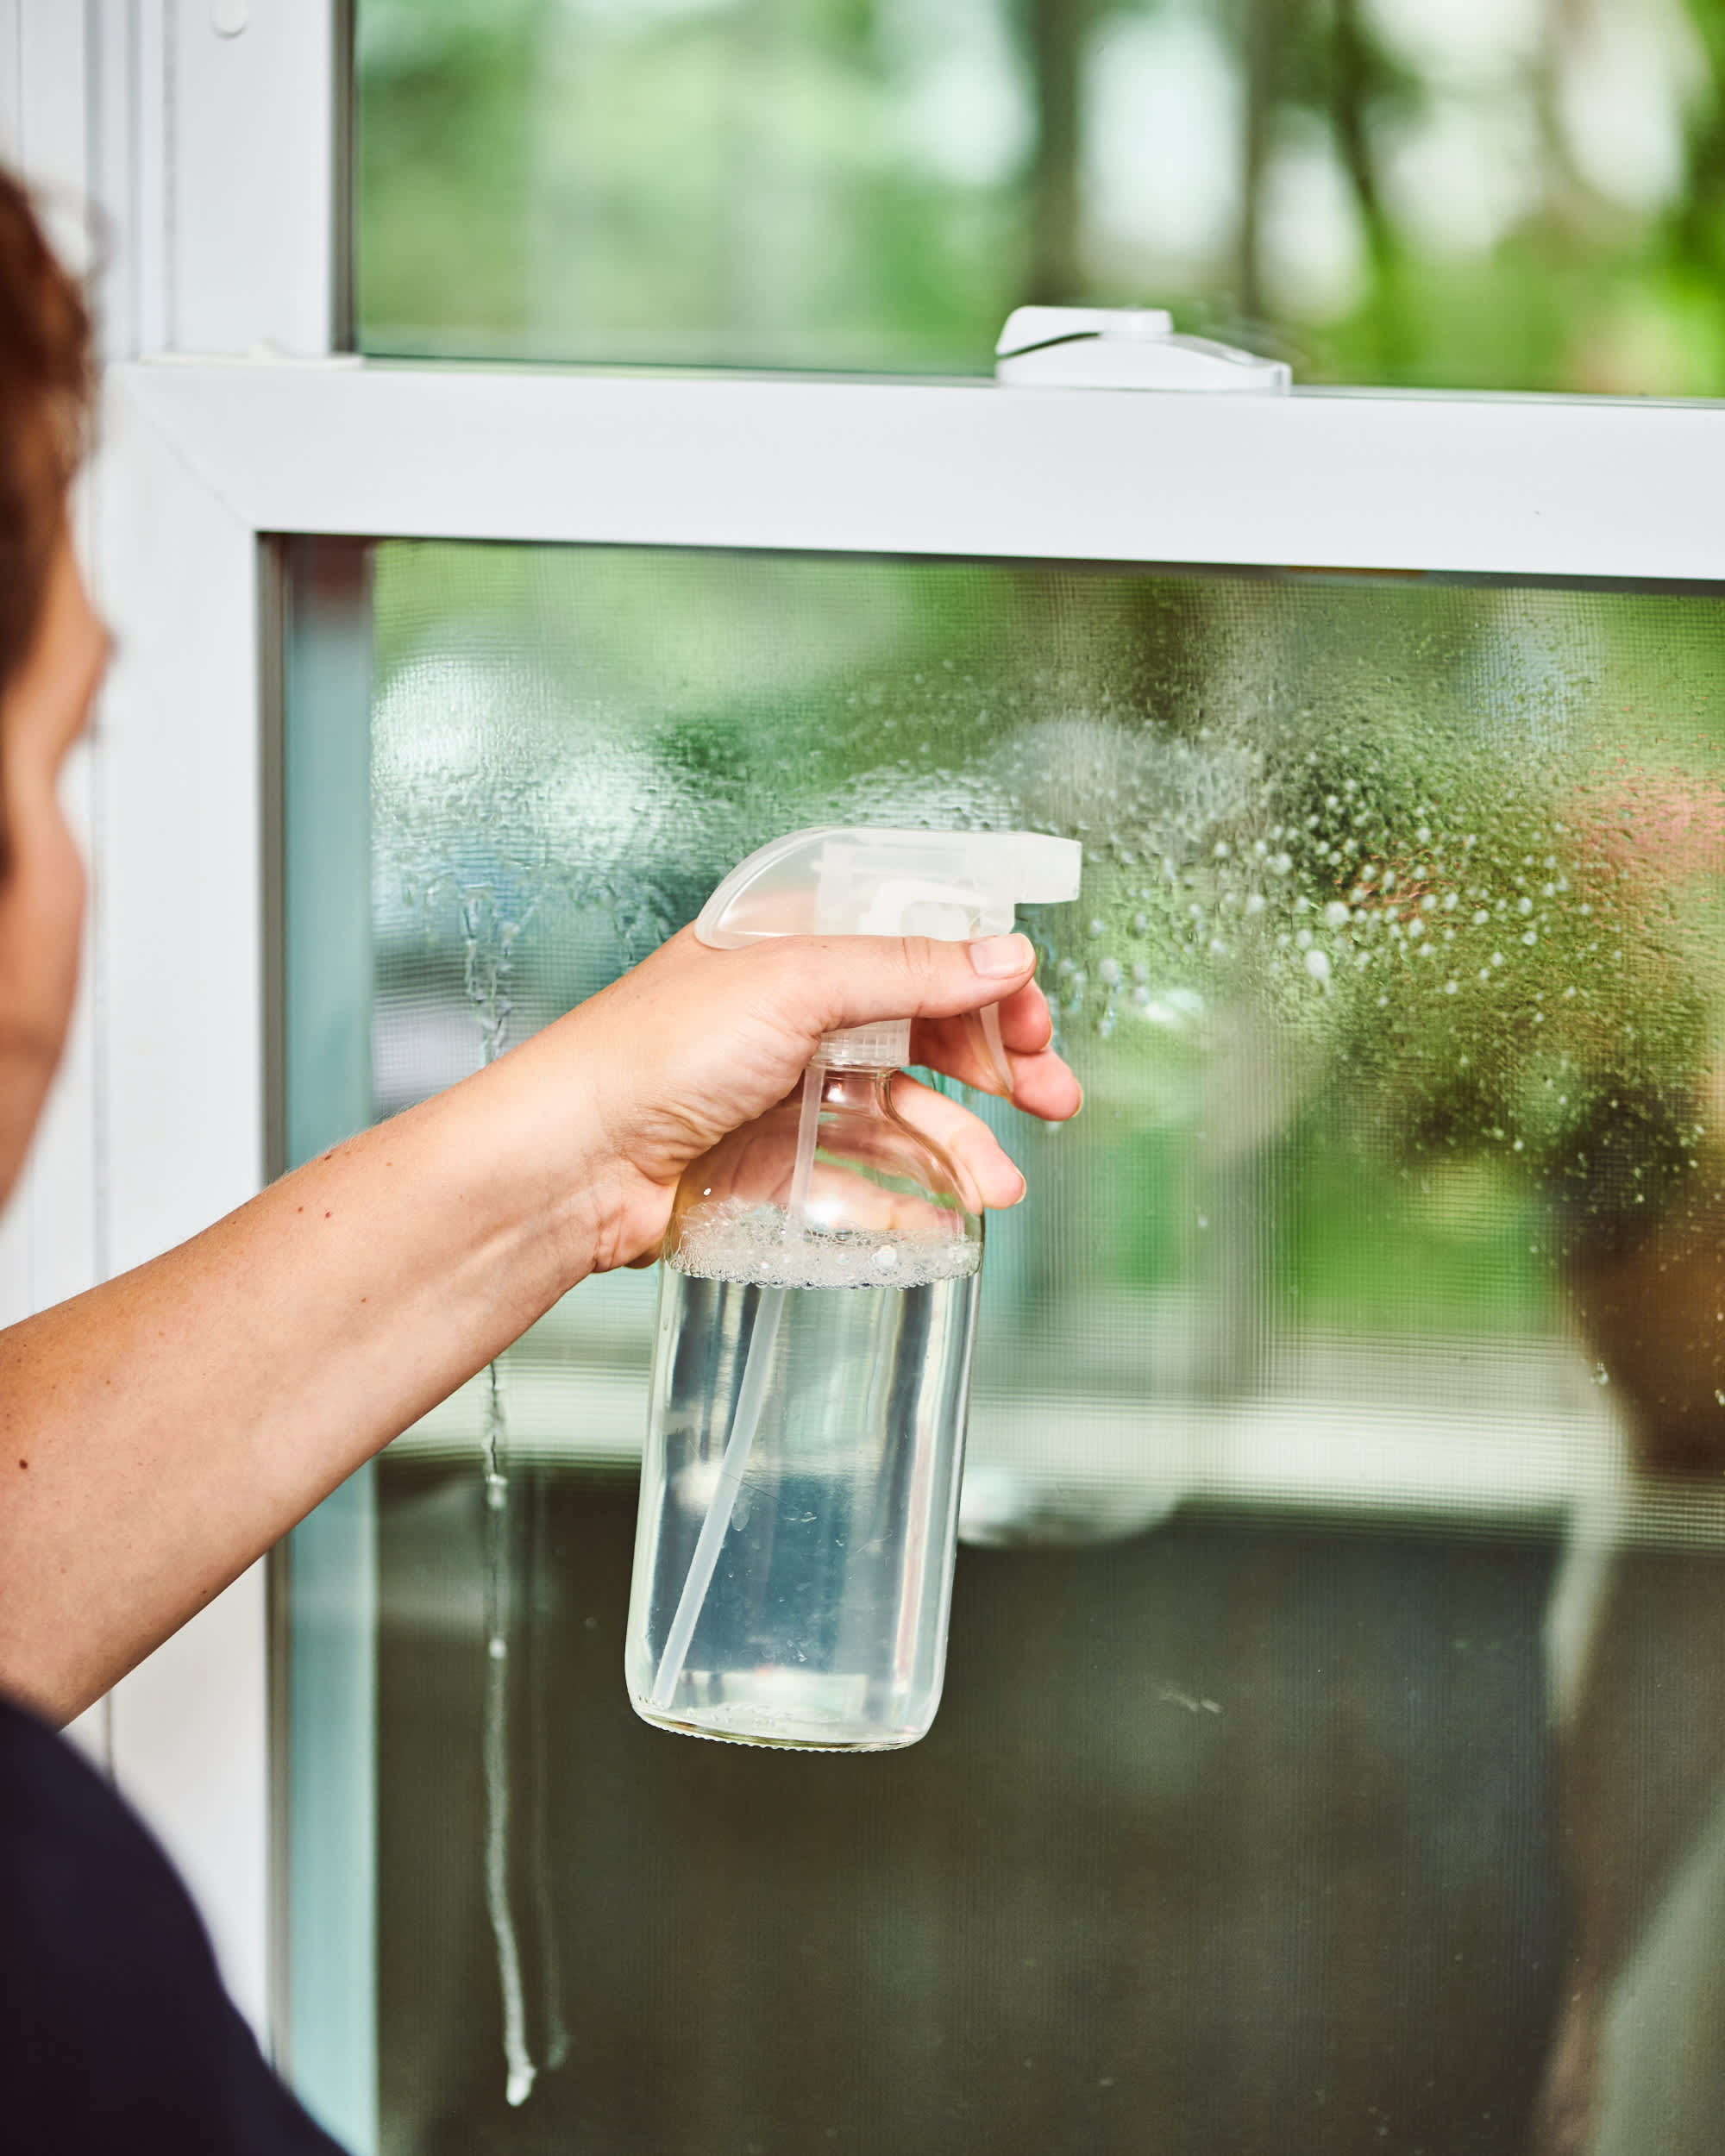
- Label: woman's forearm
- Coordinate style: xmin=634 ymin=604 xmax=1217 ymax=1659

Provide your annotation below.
xmin=0 ymin=1025 xmax=617 ymax=1721
xmin=0 ymin=925 xmax=1070 ymax=1723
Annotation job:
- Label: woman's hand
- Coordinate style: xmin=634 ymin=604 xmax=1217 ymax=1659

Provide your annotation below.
xmin=524 ymin=925 xmax=1082 ymax=1273
xmin=0 ymin=922 xmax=1080 ymax=1718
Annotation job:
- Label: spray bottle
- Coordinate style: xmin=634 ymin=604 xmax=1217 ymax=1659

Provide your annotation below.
xmin=624 ymin=825 xmax=1082 ymax=1750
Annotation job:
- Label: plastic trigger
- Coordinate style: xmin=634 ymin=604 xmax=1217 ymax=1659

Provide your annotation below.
xmin=977 ymin=1004 xmax=1014 ymax=1098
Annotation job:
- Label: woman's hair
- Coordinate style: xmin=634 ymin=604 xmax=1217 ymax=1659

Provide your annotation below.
xmin=0 ymin=170 xmax=91 ymax=704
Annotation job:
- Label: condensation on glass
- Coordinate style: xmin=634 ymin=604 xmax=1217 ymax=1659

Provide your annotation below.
xmin=295 ymin=537 xmax=1725 ymax=2154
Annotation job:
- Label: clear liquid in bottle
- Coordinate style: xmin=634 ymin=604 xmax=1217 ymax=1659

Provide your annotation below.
xmin=627 ymin=1177 xmax=982 ymax=1749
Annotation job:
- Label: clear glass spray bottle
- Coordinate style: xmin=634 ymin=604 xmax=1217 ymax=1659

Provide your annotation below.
xmin=624 ymin=827 xmax=1082 ymax=1751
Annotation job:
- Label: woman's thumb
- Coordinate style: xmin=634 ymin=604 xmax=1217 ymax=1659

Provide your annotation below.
xmin=810 ymin=930 xmax=1037 ymax=1034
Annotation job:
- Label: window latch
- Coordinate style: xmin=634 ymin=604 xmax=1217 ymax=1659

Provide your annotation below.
xmin=994 ymin=307 xmax=1291 ymax=394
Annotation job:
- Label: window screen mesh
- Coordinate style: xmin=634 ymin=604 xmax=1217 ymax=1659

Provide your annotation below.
xmin=308 ymin=541 xmax=1725 ymax=2152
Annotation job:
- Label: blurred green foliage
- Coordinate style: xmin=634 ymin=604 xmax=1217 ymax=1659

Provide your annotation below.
xmin=358 ymin=0 xmax=1725 ymax=391
xmin=368 ymin=541 xmax=1725 ymax=1330
xmin=353 ymin=0 xmax=1725 ymax=1338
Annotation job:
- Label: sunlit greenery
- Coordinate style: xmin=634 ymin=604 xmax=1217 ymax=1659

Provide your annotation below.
xmin=354 ymin=5 xmax=1725 ymax=1340
xmin=359 ymin=0 xmax=1725 ymax=391
xmin=367 ymin=542 xmax=1725 ymax=1338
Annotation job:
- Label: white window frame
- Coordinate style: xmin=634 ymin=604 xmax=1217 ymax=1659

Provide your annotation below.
xmin=93 ymin=343 xmax=1725 ymax=2104
xmin=9 ymin=0 xmax=1725 ymax=2134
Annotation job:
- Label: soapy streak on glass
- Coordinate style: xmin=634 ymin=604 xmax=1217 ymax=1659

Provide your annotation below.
xmin=358 ymin=539 xmax=1725 ymax=2147
xmin=466 ymin=893 xmax=565 ymax=2107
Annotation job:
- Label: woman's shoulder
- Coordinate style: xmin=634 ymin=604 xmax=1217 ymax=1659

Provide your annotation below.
xmin=0 ymin=1688 xmax=184 ymax=1881
xmin=0 ymin=1690 xmax=348 ymax=2155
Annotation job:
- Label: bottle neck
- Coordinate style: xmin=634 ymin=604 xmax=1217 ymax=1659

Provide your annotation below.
xmin=816 ymin=1017 xmax=912 ymax=1069
xmin=811 ymin=1062 xmax=894 ymax=1113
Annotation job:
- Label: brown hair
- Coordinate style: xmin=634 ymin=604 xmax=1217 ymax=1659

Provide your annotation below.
xmin=0 ymin=170 xmax=92 ymax=704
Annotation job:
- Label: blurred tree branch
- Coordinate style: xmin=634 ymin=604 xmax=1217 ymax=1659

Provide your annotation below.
xmin=1022 ymin=0 xmax=1098 ymax=304
xmin=1234 ymin=0 xmax=1297 ymax=325
xmin=1669 ymin=0 xmax=1725 ymax=279
xmin=1329 ymin=0 xmax=1407 ymax=374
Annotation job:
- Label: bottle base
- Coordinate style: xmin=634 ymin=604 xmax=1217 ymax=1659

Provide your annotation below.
xmin=630 ymin=1669 xmax=932 ymax=1752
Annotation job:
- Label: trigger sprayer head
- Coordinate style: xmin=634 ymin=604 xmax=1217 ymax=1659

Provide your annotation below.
xmin=695 ymin=825 xmax=1083 ymax=1069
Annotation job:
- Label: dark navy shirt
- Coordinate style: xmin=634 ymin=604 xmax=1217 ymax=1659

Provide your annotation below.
xmin=0 ymin=1693 xmax=346 ymax=2154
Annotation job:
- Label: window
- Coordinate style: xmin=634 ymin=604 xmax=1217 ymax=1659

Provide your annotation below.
xmin=306 ymin=535 xmax=1723 ymax=2149
xmin=8 ymin=11 xmax=1725 ymax=2156
xmin=358 ymin=0 xmax=1725 ymax=392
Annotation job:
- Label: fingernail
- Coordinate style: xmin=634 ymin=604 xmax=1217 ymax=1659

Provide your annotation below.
xmin=969 ymin=932 xmax=1033 ymax=979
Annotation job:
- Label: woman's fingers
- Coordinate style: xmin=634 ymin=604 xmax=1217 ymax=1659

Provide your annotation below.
xmin=910 ymin=978 xmax=1083 ymax=1124
xmin=993 ymin=974 xmax=1058 ymax=1053
xmin=998 ymin=1045 xmax=1083 ymax=1123
xmin=764 ymin=929 xmax=1081 ymax=1124
xmin=888 ymin=1075 xmax=1028 ymax=1212
xmin=575 ymin=925 xmax=1080 ymax=1219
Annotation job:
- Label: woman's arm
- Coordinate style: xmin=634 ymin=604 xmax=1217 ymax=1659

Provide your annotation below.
xmin=0 ymin=926 xmax=1077 ymax=1721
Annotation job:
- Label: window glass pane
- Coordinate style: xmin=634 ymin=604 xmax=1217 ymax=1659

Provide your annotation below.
xmin=290 ymin=537 xmax=1725 ymax=2152
xmin=357 ymin=0 xmax=1725 ymax=392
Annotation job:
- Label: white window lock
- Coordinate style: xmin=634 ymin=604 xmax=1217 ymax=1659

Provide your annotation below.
xmin=994 ymin=307 xmax=1291 ymax=393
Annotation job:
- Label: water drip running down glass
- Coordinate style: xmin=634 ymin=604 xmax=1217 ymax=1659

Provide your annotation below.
xmin=462 ymin=889 xmax=561 ymax=2107
xmin=480 ymin=1363 xmax=533 ymax=2109
xmin=525 ymin=1462 xmax=570 ymax=2080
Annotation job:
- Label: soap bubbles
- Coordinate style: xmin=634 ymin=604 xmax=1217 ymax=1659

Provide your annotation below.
xmin=675 ymin=1203 xmax=979 ymax=1291
xmin=367 ymin=548 xmax=1725 ymax=1253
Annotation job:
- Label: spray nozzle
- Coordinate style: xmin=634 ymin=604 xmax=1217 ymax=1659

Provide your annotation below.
xmin=697 ymin=825 xmax=1082 ymax=946
xmin=695 ymin=824 xmax=1083 ymax=1071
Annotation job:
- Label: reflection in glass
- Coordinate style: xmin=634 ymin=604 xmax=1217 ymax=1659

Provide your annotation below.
xmin=302 ymin=538 xmax=1725 ymax=2151
xmin=357 ymin=0 xmax=1725 ymax=392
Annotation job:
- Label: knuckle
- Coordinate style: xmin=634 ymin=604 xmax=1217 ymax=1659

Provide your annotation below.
xmin=762 ymin=936 xmax=837 ymax=1025
xmin=902 ymin=936 xmax=946 ymax=1001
